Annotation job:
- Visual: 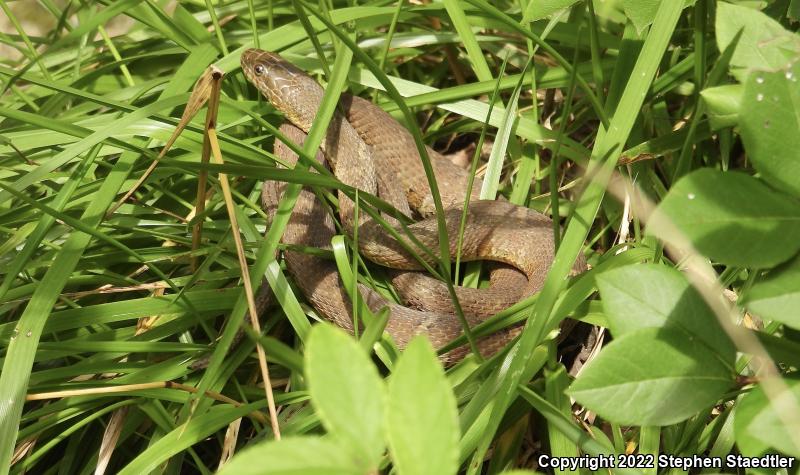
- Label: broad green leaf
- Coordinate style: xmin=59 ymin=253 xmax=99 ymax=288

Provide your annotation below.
xmin=742 ymin=255 xmax=800 ymax=328
xmin=755 ymin=332 xmax=800 ymax=369
xmin=623 ymin=0 xmax=696 ymax=33
xmin=700 ymin=84 xmax=742 ymax=130
xmin=716 ymin=2 xmax=800 ymax=81
xmin=386 ymin=337 xmax=459 ymax=475
xmin=522 ymin=0 xmax=580 ymax=23
xmin=655 ymin=169 xmax=800 ymax=268
xmin=597 ymin=264 xmax=735 ymax=361
xmin=734 ymin=377 xmax=800 ymax=457
xmin=306 ymin=324 xmax=385 ymax=469
xmin=739 ymin=63 xmax=800 ymax=198
xmin=217 ymin=437 xmax=363 ymax=475
xmin=569 ymin=327 xmax=734 ymax=426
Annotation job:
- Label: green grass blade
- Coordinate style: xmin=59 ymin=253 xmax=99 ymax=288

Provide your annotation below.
xmin=184 ymin=37 xmax=355 ymax=422
xmin=443 ymin=0 xmax=493 ymax=82
xmin=0 ymin=146 xmax=144 ymax=473
xmin=465 ymin=2 xmax=685 ymax=471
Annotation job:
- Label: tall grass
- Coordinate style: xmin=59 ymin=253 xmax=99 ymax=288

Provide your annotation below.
xmin=1 ymin=0 xmax=793 ymax=473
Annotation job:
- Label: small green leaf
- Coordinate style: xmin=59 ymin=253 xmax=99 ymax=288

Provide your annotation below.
xmin=306 ymin=324 xmax=385 ymax=469
xmin=623 ymin=0 xmax=696 ymax=33
xmin=742 ymin=254 xmax=800 ymax=328
xmin=735 ymin=377 xmax=800 ymax=457
xmin=700 ymin=84 xmax=742 ymax=130
xmin=715 ymin=2 xmax=800 ymax=81
xmin=569 ymin=327 xmax=735 ymax=426
xmin=654 ymin=169 xmax=800 ymax=268
xmin=597 ymin=264 xmax=735 ymax=361
xmin=739 ymin=63 xmax=800 ymax=198
xmin=217 ymin=437 xmax=363 ymax=475
xmin=386 ymin=337 xmax=459 ymax=475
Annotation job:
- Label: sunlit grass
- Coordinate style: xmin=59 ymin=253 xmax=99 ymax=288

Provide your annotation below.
xmin=1 ymin=0 xmax=796 ymax=473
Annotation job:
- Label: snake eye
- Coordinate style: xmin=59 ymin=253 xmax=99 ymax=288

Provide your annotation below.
xmin=254 ymin=64 xmax=265 ymax=76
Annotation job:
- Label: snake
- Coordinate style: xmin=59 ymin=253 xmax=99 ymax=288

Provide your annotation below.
xmin=240 ymin=49 xmax=586 ymax=363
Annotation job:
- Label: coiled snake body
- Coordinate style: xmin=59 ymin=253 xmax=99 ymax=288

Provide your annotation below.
xmin=241 ymin=49 xmax=585 ymax=362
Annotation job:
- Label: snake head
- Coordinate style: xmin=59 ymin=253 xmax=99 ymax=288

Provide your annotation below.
xmin=240 ymin=48 xmax=324 ymax=130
